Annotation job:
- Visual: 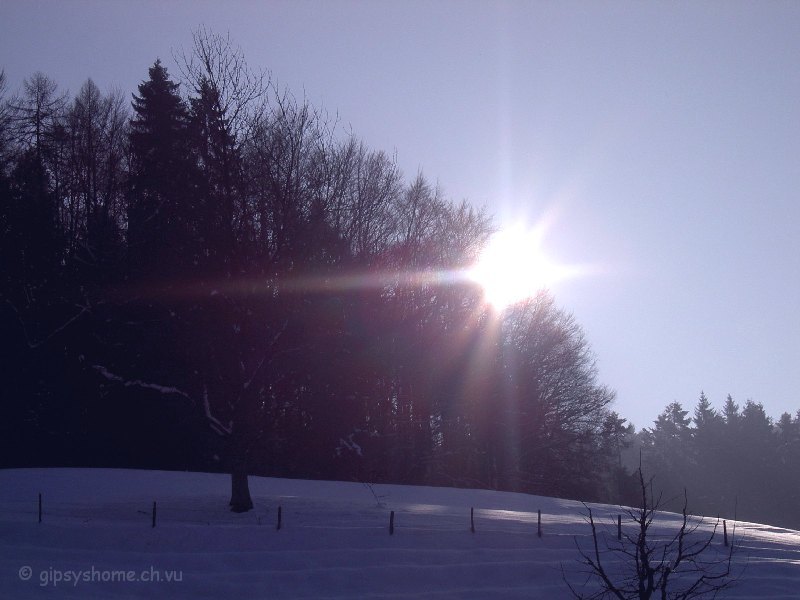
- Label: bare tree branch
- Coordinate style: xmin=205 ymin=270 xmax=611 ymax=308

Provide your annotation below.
xmin=6 ymin=298 xmax=89 ymax=349
xmin=564 ymin=466 xmax=738 ymax=599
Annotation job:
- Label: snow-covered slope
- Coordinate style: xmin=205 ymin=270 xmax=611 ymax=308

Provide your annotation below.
xmin=1 ymin=468 xmax=798 ymax=598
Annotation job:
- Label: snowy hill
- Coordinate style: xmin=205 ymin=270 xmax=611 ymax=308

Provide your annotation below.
xmin=1 ymin=469 xmax=798 ymax=598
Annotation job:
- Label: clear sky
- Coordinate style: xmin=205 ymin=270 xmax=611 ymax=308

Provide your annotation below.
xmin=2 ymin=0 xmax=799 ymax=429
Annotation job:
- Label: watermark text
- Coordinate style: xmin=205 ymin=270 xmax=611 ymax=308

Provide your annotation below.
xmin=19 ymin=565 xmax=183 ymax=587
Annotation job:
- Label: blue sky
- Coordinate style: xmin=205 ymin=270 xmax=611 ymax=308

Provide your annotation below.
xmin=2 ymin=0 xmax=799 ymax=428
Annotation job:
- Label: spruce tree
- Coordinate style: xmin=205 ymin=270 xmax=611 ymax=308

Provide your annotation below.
xmin=642 ymin=401 xmax=692 ymax=507
xmin=723 ymin=394 xmax=740 ymax=427
xmin=127 ymin=59 xmax=196 ymax=277
xmin=690 ymin=392 xmax=725 ymax=513
xmin=188 ymin=77 xmax=239 ymax=273
xmin=693 ymin=391 xmax=718 ymax=429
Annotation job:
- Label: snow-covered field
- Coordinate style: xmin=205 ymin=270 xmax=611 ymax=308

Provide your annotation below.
xmin=1 ymin=469 xmax=798 ymax=598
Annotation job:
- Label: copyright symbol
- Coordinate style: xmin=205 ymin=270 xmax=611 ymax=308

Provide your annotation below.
xmin=19 ymin=566 xmax=33 ymax=581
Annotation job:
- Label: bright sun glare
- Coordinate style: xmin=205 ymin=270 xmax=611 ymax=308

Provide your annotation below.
xmin=468 ymin=225 xmax=569 ymax=311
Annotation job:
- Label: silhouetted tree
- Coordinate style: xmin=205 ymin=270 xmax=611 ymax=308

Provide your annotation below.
xmin=722 ymin=394 xmax=740 ymax=427
xmin=736 ymin=400 xmax=779 ymax=522
xmin=597 ymin=412 xmax=638 ymax=504
xmin=496 ymin=293 xmax=616 ymax=498
xmin=775 ymin=411 xmax=800 ymax=520
xmin=61 ymin=79 xmax=128 ymax=279
xmin=0 ymin=70 xmax=12 ymax=172
xmin=641 ymin=401 xmax=692 ymax=507
xmin=687 ymin=392 xmax=726 ymax=510
xmin=565 ymin=466 xmax=737 ymax=599
xmin=181 ymin=28 xmax=267 ymax=274
xmin=127 ymin=59 xmax=197 ymax=276
xmin=7 ymin=72 xmax=67 ymax=162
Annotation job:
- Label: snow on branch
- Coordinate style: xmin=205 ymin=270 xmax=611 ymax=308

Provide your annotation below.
xmin=91 ymin=365 xmax=233 ymax=437
xmin=92 ymin=365 xmax=191 ymax=398
xmin=203 ymin=385 xmax=233 ymax=436
xmin=336 ymin=432 xmax=363 ymax=457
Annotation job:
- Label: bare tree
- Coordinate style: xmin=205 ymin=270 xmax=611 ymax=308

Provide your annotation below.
xmin=496 ymin=293 xmax=615 ymax=496
xmin=178 ymin=27 xmax=268 ymax=147
xmin=564 ymin=465 xmax=737 ymax=599
xmin=7 ymin=72 xmax=67 ymax=161
xmin=245 ymin=84 xmax=328 ymax=265
xmin=0 ymin=70 xmax=11 ymax=166
xmin=345 ymin=144 xmax=403 ymax=261
xmin=62 ymin=79 xmax=128 ymax=263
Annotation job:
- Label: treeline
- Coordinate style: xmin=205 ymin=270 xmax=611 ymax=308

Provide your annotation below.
xmin=637 ymin=393 xmax=800 ymax=529
xmin=5 ymin=31 xmax=795 ymax=526
xmin=0 ymin=31 xmax=624 ymax=510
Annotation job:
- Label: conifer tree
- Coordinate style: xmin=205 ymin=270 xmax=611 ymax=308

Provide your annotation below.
xmin=689 ymin=392 xmax=725 ymax=511
xmin=128 ymin=59 xmax=196 ymax=277
xmin=722 ymin=394 xmax=740 ymax=427
xmin=188 ymin=78 xmax=239 ymax=273
xmin=641 ymin=401 xmax=692 ymax=506
xmin=693 ymin=391 xmax=719 ymax=429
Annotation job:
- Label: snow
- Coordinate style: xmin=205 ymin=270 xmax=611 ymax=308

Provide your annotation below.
xmin=1 ymin=468 xmax=799 ymax=598
xmin=336 ymin=433 xmax=364 ymax=457
xmin=92 ymin=365 xmax=191 ymax=399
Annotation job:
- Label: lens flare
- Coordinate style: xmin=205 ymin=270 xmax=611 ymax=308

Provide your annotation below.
xmin=468 ymin=225 xmax=573 ymax=311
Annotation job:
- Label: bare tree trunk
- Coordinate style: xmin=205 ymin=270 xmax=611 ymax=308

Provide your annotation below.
xmin=229 ymin=436 xmax=253 ymax=512
xmin=229 ymin=465 xmax=253 ymax=512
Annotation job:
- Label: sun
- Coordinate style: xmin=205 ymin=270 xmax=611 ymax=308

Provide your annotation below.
xmin=468 ymin=225 xmax=569 ymax=311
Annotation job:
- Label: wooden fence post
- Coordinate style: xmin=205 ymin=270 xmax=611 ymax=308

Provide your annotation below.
xmin=537 ymin=509 xmax=542 ymax=537
xmin=277 ymin=505 xmax=282 ymax=531
xmin=470 ymin=507 xmax=475 ymax=533
xmin=152 ymin=501 xmax=157 ymax=528
xmin=389 ymin=510 xmax=395 ymax=535
xmin=723 ymin=520 xmax=728 ymax=547
xmin=38 ymin=493 xmax=42 ymax=524
xmin=617 ymin=514 xmax=622 ymax=541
